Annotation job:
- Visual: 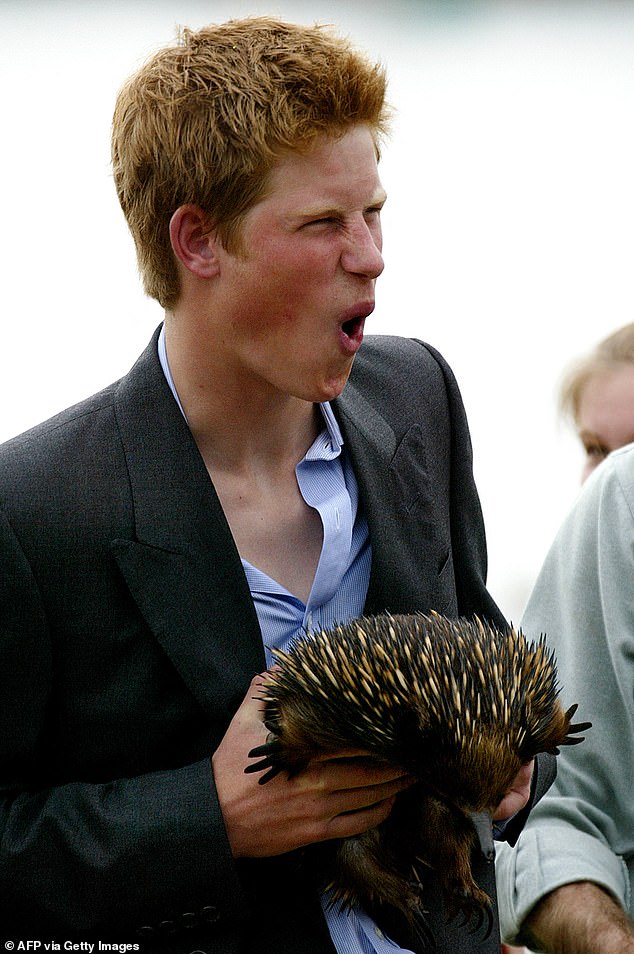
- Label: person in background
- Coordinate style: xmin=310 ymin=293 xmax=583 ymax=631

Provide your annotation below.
xmin=500 ymin=323 xmax=634 ymax=954
xmin=496 ymin=356 xmax=634 ymax=949
xmin=559 ymin=322 xmax=634 ymax=482
xmin=0 ymin=16 xmax=550 ymax=953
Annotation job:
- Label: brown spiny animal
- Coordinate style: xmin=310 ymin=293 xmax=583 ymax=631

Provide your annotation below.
xmin=246 ymin=612 xmax=589 ymax=944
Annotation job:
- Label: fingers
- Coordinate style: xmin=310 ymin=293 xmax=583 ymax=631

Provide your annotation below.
xmin=306 ymin=753 xmax=413 ymax=790
xmin=311 ymin=747 xmax=390 ymax=762
xmin=322 ymin=793 xmax=398 ymax=840
xmin=493 ymin=759 xmax=535 ymax=821
xmin=284 ymin=760 xmax=414 ymax=845
xmin=514 ymin=759 xmax=534 ymax=791
xmin=215 ymin=674 xmax=414 ymax=857
xmin=284 ymin=771 xmax=410 ymax=846
xmin=319 ymin=766 xmax=414 ymax=814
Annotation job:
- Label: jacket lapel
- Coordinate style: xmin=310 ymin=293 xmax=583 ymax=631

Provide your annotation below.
xmin=109 ymin=328 xmax=444 ymax=716
xmin=110 ymin=331 xmax=265 ymax=718
xmin=335 ymin=376 xmax=440 ymax=617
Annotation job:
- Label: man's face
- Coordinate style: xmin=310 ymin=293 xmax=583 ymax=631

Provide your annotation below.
xmin=214 ymin=124 xmax=386 ymax=404
xmin=577 ymin=364 xmax=634 ymax=481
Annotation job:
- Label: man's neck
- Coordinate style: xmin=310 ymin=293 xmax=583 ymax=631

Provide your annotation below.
xmin=162 ymin=317 xmax=322 ymax=475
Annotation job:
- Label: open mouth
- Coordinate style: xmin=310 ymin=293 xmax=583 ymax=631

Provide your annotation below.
xmin=339 ymin=302 xmax=373 ymax=354
xmin=342 ymin=316 xmax=364 ymax=339
xmin=338 ymin=315 xmax=367 ymax=356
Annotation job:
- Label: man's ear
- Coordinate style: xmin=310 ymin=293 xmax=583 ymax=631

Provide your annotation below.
xmin=169 ymin=204 xmax=220 ymax=278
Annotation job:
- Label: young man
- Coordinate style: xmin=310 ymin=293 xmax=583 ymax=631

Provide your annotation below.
xmin=0 ymin=17 xmax=549 ymax=952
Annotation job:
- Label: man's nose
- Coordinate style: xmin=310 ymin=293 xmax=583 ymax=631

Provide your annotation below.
xmin=341 ymin=219 xmax=384 ymax=279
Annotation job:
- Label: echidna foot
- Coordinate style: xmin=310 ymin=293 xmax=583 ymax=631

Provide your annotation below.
xmin=470 ymin=901 xmax=493 ymax=940
xmin=448 ymin=890 xmax=493 ymax=940
xmin=244 ymin=738 xmax=287 ymax=783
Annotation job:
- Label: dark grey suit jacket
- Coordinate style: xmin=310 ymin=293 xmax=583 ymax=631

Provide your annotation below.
xmin=0 ymin=329 xmax=554 ymax=951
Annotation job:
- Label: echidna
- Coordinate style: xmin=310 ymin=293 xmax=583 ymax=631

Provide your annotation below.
xmin=246 ymin=612 xmax=589 ymax=942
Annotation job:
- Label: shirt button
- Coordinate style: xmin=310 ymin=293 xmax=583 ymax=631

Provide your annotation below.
xmin=374 ymin=926 xmax=385 ymax=939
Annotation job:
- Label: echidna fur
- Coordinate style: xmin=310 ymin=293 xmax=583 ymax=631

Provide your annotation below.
xmin=246 ymin=611 xmax=590 ymax=943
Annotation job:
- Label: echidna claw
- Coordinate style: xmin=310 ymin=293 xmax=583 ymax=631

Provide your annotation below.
xmin=243 ymin=756 xmax=278 ymax=775
xmin=449 ymin=891 xmax=493 ymax=941
xmin=245 ymin=738 xmax=286 ymax=783
xmin=470 ymin=904 xmax=493 ymax=940
xmin=456 ymin=910 xmax=469 ymax=930
xmin=256 ymin=765 xmax=283 ymax=785
xmin=561 ymin=703 xmax=592 ymax=746
xmin=467 ymin=903 xmax=493 ymax=940
xmin=247 ymin=739 xmax=284 ymax=759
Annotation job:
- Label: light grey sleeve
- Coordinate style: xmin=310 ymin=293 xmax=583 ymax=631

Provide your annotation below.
xmin=496 ymin=444 xmax=634 ymax=943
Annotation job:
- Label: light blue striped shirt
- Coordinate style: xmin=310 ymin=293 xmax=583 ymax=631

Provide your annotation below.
xmin=158 ymin=326 xmax=414 ymax=954
xmin=242 ymin=402 xmax=370 ymax=668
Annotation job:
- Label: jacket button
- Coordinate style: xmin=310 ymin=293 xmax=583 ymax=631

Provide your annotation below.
xmin=136 ymin=927 xmax=156 ymax=938
xmin=200 ymin=905 xmax=220 ymax=923
xmin=181 ymin=911 xmax=198 ymax=928
xmin=158 ymin=919 xmax=176 ymax=934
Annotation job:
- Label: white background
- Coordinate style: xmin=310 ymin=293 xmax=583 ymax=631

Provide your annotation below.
xmin=2 ymin=0 xmax=633 ymax=623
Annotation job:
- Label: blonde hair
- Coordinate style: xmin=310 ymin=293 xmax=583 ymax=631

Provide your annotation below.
xmin=111 ymin=17 xmax=390 ymax=308
xmin=560 ymin=322 xmax=634 ymax=422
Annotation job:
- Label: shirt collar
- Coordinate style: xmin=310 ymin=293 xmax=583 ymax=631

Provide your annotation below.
xmin=157 ymin=323 xmax=187 ymax=419
xmin=317 ymin=401 xmax=344 ymax=455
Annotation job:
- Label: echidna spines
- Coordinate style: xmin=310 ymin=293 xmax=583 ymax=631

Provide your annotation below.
xmin=268 ymin=614 xmax=539 ymax=765
xmin=260 ymin=613 xmax=588 ymax=797
xmin=248 ymin=611 xmax=590 ymax=940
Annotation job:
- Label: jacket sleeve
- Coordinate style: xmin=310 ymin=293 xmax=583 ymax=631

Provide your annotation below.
xmin=0 ymin=508 xmax=246 ymax=937
xmin=496 ymin=447 xmax=634 ymax=942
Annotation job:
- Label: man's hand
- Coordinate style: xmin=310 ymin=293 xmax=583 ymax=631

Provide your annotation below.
xmin=212 ymin=674 xmax=414 ymax=859
xmin=494 ymin=760 xmax=534 ymax=822
xmin=523 ymin=882 xmax=634 ymax=954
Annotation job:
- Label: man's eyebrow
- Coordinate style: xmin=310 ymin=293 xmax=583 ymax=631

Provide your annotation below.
xmin=295 ymin=205 xmax=344 ymax=219
xmin=295 ymin=191 xmax=388 ymax=219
